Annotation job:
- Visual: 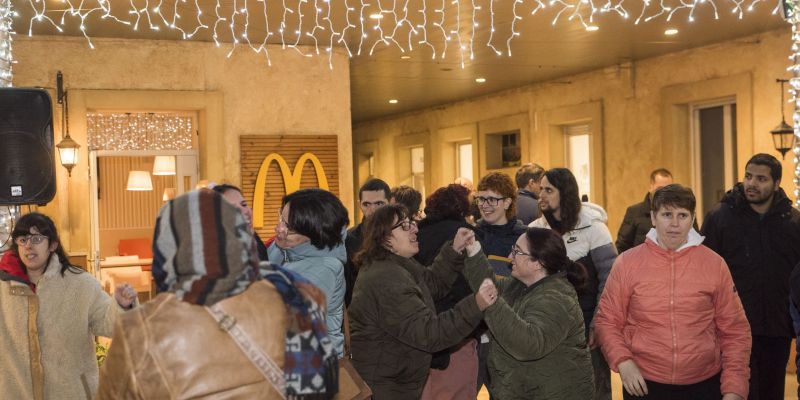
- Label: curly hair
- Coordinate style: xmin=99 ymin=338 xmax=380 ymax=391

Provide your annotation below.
xmin=542 ymin=168 xmax=582 ymax=233
xmin=424 ymin=184 xmax=471 ymax=220
xmin=353 ymin=204 xmax=409 ymax=268
xmin=477 ymin=172 xmax=517 ymax=220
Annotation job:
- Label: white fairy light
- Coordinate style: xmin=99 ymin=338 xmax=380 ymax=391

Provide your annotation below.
xmin=0 ymin=0 xmax=13 ymax=87
xmin=18 ymin=0 xmax=776 ymax=68
xmin=789 ymin=0 xmax=800 ymax=206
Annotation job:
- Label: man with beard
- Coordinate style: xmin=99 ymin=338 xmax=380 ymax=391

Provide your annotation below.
xmin=529 ymin=167 xmax=618 ymax=400
xmin=702 ymin=153 xmax=800 ymax=400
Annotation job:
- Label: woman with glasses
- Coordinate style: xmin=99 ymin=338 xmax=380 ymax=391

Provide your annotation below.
xmin=267 ymin=188 xmax=349 ymax=358
xmin=461 ymin=226 xmax=595 ymax=399
xmin=349 ymin=204 xmax=497 ymax=399
xmin=0 ymin=212 xmax=137 ymax=399
xmin=473 ymin=171 xmax=527 ymax=395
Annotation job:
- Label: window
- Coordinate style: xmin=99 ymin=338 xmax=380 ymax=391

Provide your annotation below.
xmin=485 ymin=130 xmax=521 ymax=169
xmin=456 ymin=142 xmax=473 ymax=183
xmin=410 ymin=146 xmax=425 ymax=198
xmin=692 ymin=101 xmax=737 ymax=218
xmin=564 ymin=124 xmax=591 ymax=201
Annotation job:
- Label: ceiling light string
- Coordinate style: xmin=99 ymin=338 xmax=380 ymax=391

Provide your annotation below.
xmin=433 ymin=0 xmax=448 ymax=59
xmin=487 ymin=0 xmax=501 ymax=55
xmin=379 ymin=0 xmax=406 ymax=53
xmin=417 ymin=0 xmax=435 ymax=58
xmin=357 ymin=0 xmax=368 ymax=55
xmin=307 ymin=0 xmax=324 ymax=55
xmin=452 ymin=0 xmax=465 ymax=68
xmin=336 ymin=0 xmax=355 ymax=57
xmin=506 ymin=0 xmax=522 ymax=56
xmin=368 ymin=0 xmax=391 ymax=55
xmin=469 ymin=0 xmax=478 ymax=60
xmin=324 ymin=0 xmax=338 ymax=68
xmin=0 ymin=0 xmax=13 ymax=87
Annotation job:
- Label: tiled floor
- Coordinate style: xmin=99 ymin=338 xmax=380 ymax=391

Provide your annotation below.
xmin=477 ymin=373 xmax=799 ymax=399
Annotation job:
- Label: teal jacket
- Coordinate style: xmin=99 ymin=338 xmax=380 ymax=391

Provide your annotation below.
xmin=268 ymin=240 xmax=346 ymax=357
xmin=463 ymin=251 xmax=594 ymax=399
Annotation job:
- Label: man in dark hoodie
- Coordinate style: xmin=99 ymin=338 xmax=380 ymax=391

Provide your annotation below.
xmin=702 ymin=153 xmax=800 ymax=400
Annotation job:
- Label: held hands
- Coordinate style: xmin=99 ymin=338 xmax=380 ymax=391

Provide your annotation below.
xmin=452 ymin=228 xmax=481 ymax=257
xmin=475 ymin=278 xmax=498 ymax=311
xmin=114 ymin=283 xmax=137 ymax=309
xmin=618 ymin=359 xmax=648 ymax=397
xmin=587 ymin=328 xmax=599 ymax=349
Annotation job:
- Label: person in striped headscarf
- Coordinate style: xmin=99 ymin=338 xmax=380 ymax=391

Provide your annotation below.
xmin=97 ymin=189 xmax=338 ymax=399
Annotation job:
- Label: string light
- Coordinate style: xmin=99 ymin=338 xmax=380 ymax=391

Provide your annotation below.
xmin=790 ymin=0 xmax=800 ymax=207
xmin=86 ymin=113 xmax=194 ymax=150
xmin=0 ymin=0 xmax=14 ymax=87
xmin=13 ymin=0 xmax=781 ymax=69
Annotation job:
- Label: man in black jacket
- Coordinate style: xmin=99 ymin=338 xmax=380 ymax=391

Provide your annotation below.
xmin=702 ymin=153 xmax=800 ymax=400
xmin=514 ymin=163 xmax=545 ymax=225
xmin=344 ymin=178 xmax=390 ymax=306
xmin=615 ymin=168 xmax=672 ymax=253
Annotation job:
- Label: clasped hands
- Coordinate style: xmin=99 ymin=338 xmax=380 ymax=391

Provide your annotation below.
xmin=452 ymin=228 xmax=497 ymax=311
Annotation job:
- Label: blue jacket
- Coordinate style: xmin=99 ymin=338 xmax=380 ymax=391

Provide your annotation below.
xmin=268 ymin=240 xmax=346 ymax=357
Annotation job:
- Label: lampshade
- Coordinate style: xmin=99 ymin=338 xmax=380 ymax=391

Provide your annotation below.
xmin=126 ymin=171 xmax=153 ymax=191
xmin=162 ymin=187 xmax=176 ymax=201
xmin=56 ymin=135 xmax=80 ymax=176
xmin=152 ymin=156 xmax=176 ymax=176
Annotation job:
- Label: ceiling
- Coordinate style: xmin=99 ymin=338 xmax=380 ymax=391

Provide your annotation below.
xmin=12 ymin=0 xmax=788 ymax=122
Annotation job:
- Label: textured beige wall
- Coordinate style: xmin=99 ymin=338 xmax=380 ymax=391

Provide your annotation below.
xmin=353 ymin=28 xmax=797 ymax=239
xmin=12 ymin=36 xmax=353 ymax=255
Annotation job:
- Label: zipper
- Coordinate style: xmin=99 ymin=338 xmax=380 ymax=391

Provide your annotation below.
xmin=669 ymin=253 xmax=677 ymax=384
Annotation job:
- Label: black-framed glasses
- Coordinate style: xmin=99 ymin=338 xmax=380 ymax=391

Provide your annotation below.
xmin=474 ymin=196 xmax=507 ymax=206
xmin=511 ymin=245 xmax=531 ymax=258
xmin=391 ymin=219 xmax=417 ymax=231
xmin=15 ymin=234 xmax=47 ymax=246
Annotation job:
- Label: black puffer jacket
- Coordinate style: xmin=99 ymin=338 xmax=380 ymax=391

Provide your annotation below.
xmin=701 ymin=184 xmax=800 ymax=338
xmin=474 ymin=219 xmax=527 ymax=277
xmin=615 ymin=193 xmax=653 ymax=254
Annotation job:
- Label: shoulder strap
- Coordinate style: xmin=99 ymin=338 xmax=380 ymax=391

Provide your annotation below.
xmin=205 ymin=303 xmax=287 ymax=399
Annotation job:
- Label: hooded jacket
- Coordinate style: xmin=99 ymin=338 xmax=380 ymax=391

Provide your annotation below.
xmin=268 ymin=240 xmax=346 ymax=357
xmin=701 ymin=183 xmax=800 ymax=338
xmin=595 ymin=229 xmax=751 ymax=398
xmin=0 ymin=253 xmax=124 ymax=400
xmin=530 ymin=202 xmax=618 ymax=328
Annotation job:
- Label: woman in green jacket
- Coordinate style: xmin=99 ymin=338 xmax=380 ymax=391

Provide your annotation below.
xmin=461 ymin=226 xmax=595 ymax=399
xmin=349 ymin=204 xmax=496 ymax=399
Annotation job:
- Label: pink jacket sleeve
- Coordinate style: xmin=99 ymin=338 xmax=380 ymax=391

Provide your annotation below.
xmin=713 ymin=258 xmax=752 ymax=399
xmin=593 ymin=254 xmax=634 ymax=371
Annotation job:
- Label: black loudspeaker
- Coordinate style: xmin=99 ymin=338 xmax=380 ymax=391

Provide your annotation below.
xmin=0 ymin=88 xmax=55 ymax=206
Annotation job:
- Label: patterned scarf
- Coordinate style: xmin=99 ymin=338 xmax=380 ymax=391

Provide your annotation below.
xmin=151 ymin=189 xmax=337 ymax=398
xmin=262 ymin=265 xmax=339 ymax=399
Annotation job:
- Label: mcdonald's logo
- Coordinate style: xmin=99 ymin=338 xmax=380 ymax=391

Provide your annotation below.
xmin=252 ymin=152 xmax=329 ymax=228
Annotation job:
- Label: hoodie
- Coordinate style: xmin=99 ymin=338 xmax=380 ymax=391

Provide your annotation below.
xmin=268 ymin=240 xmax=346 ymax=357
xmin=530 ymin=202 xmax=618 ymax=329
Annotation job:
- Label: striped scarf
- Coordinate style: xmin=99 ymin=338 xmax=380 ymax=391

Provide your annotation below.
xmin=151 ymin=189 xmax=337 ymax=398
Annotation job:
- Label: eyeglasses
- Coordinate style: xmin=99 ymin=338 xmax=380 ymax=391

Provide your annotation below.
xmin=391 ymin=219 xmax=417 ymax=231
xmin=15 ymin=234 xmax=47 ymax=246
xmin=511 ymin=245 xmax=531 ymax=258
xmin=277 ymin=212 xmax=298 ymax=235
xmin=474 ymin=196 xmax=507 ymax=206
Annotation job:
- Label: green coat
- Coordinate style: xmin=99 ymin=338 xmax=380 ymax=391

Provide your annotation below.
xmin=349 ymin=245 xmax=484 ymax=399
xmin=463 ymin=251 xmax=594 ymax=399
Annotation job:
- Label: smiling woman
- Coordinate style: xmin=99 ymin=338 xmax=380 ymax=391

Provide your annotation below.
xmin=348 ymin=204 xmax=495 ymax=399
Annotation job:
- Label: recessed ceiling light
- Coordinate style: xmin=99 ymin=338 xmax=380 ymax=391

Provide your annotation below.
xmin=369 ymin=13 xmax=383 ymax=19
xmin=389 ymin=99 xmax=398 ymax=104
xmin=400 ymin=55 xmax=411 ymax=59
xmin=475 ymin=77 xmax=486 ymax=83
xmin=585 ymin=25 xmax=599 ymax=32
xmin=665 ymin=28 xmax=679 ymax=35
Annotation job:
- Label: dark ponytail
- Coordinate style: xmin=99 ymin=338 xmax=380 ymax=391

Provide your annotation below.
xmin=564 ymin=260 xmax=588 ymax=294
xmin=526 ymin=227 xmax=586 ymax=292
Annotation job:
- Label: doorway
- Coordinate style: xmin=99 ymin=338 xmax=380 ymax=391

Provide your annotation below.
xmin=691 ymin=100 xmax=737 ymax=219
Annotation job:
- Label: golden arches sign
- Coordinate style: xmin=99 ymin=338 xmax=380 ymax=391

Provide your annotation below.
xmin=252 ymin=152 xmax=329 ymax=228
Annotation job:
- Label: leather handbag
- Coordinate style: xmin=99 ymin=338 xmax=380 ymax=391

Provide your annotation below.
xmin=333 ymin=308 xmax=372 ymax=400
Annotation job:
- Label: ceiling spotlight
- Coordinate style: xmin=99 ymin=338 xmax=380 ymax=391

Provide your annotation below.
xmin=400 ymin=55 xmax=411 ymax=59
xmin=369 ymin=13 xmax=383 ymax=19
xmin=665 ymin=28 xmax=679 ymax=35
xmin=475 ymin=78 xmax=486 ymax=83
xmin=389 ymin=99 xmax=398 ymax=104
xmin=585 ymin=25 xmax=599 ymax=32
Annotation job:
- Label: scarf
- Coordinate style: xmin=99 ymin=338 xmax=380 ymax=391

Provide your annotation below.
xmin=151 ymin=189 xmax=337 ymax=398
xmin=0 ymin=251 xmax=35 ymax=291
xmin=261 ymin=264 xmax=339 ymax=399
xmin=151 ymin=188 xmax=259 ymax=305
